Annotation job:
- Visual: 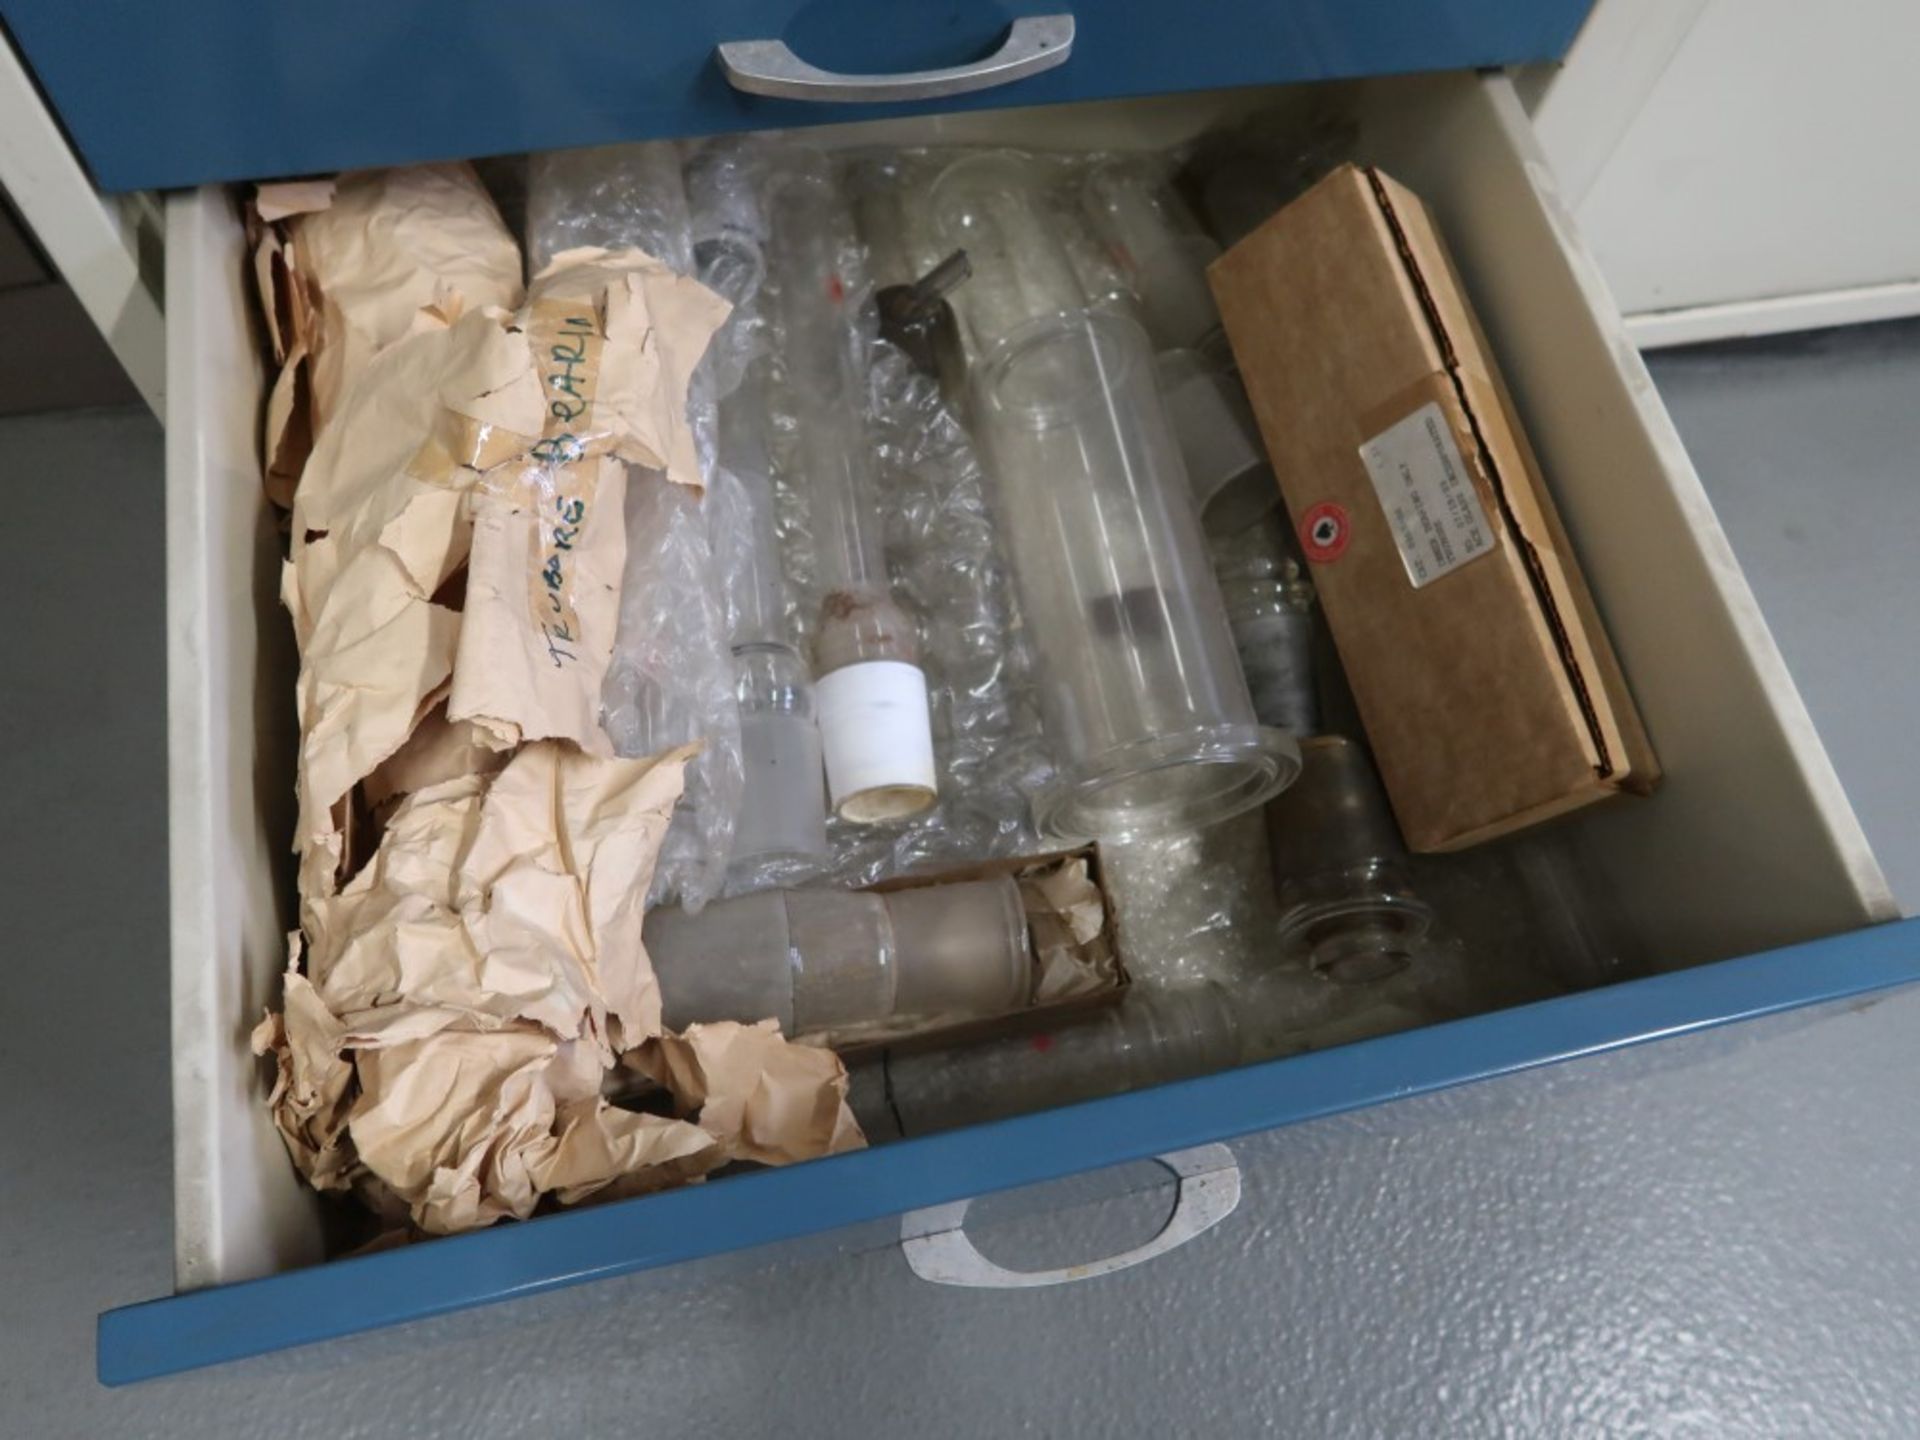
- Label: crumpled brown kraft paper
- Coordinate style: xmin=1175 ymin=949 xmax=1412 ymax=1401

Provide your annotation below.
xmin=447 ymin=453 xmax=629 ymax=757
xmin=252 ymin=737 xmax=796 ymax=1236
xmin=252 ymin=741 xmax=864 ymax=1232
xmin=631 ymin=1021 xmax=865 ymax=1167
xmin=445 ymin=253 xmax=731 ymax=754
xmin=303 ymin=739 xmax=693 ymax=1058
xmin=250 ymin=949 xmax=356 ymax=1193
xmin=252 ymin=177 xmax=854 ymax=1239
xmin=1021 ymin=857 xmax=1118 ymax=1005
xmin=285 ymin=250 xmax=728 ymax=894
xmin=253 ymin=164 xmax=522 ymax=507
xmin=363 ymin=700 xmax=508 ymax=811
xmin=348 ymin=1029 xmax=722 ymax=1234
xmin=290 ymin=166 xmax=524 ymax=443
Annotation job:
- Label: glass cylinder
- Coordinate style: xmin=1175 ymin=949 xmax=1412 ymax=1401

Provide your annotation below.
xmin=1266 ymin=735 xmax=1435 ymax=983
xmin=931 ymin=155 xmax=1295 ymax=843
xmin=885 ymin=873 xmax=1032 ymax=1021
xmin=1212 ymin=512 xmax=1320 ymax=738
xmin=782 ymin=889 xmax=900 ymax=1034
xmin=847 ymin=983 xmax=1240 ymax=1139
xmin=643 ymin=876 xmax=1032 ymax=1039
xmin=767 ymin=158 xmax=938 ymax=824
xmin=1079 ymin=156 xmax=1224 ymax=355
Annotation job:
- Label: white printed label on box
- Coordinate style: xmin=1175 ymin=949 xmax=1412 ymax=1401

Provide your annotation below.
xmin=1358 ymin=401 xmax=1496 ymax=588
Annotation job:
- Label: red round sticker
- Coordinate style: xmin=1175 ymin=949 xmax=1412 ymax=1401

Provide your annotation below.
xmin=1299 ymin=501 xmax=1351 ymax=563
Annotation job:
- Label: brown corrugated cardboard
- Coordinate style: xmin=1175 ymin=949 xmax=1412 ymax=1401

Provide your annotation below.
xmin=1208 ymin=163 xmax=1658 ymax=851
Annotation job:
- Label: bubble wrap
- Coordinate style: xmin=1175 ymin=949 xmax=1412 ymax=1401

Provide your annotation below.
xmin=599 ymin=470 xmax=744 ymax=910
xmin=1099 ymin=808 xmax=1282 ymax=991
xmin=527 ymin=141 xmax=746 ymax=911
xmin=525 ymin=141 xmax=694 ymax=276
xmin=743 ymin=150 xmax=1055 ymax=888
xmin=687 ymin=138 xmax=772 ymax=400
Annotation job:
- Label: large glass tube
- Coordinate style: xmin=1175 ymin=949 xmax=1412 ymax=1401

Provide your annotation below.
xmin=643 ymin=875 xmax=1032 ymax=1036
xmin=929 ymin=152 xmax=1297 ymax=844
xmin=768 ymin=160 xmax=938 ymax=824
xmin=847 ymin=983 xmax=1240 ymax=1140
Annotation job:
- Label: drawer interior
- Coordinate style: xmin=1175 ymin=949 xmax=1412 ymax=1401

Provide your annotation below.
xmin=166 ymin=70 xmax=1893 ymax=1292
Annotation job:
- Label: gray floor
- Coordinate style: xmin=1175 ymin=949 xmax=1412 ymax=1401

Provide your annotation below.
xmin=5 ymin=322 xmax=1920 ymax=1436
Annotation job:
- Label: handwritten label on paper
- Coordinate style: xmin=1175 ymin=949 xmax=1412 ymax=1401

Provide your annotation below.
xmin=1358 ymin=400 xmax=1496 ymax=589
xmin=524 ymin=298 xmax=606 ymax=667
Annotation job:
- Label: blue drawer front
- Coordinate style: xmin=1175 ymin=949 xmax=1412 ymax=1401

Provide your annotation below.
xmin=98 ymin=918 xmax=1920 ymax=1384
xmin=3 ymin=0 xmax=1593 ymax=191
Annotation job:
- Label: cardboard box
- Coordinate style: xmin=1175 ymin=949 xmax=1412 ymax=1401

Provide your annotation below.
xmin=1208 ymin=163 xmax=1659 ymax=851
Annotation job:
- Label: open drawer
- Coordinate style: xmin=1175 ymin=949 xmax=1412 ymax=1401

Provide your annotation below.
xmin=103 ymin=70 xmax=1914 ymax=1383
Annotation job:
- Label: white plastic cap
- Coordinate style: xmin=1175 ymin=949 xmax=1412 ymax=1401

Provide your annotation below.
xmin=814 ymin=660 xmax=938 ymax=823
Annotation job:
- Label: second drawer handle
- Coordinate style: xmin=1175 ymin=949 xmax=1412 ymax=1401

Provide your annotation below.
xmin=898 ymin=1143 xmax=1240 ymax=1289
xmin=716 ymin=14 xmax=1075 ymax=104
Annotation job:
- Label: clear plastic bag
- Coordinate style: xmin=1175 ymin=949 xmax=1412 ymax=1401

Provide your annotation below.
xmin=526 ymin=141 xmax=694 ymax=276
xmin=598 ymin=469 xmax=745 ymax=909
xmin=1098 ymin=807 xmax=1282 ymax=991
xmin=526 ymin=142 xmax=747 ymax=910
xmin=686 ymin=137 xmax=772 ymax=400
xmin=752 ymin=149 xmax=1055 ymax=885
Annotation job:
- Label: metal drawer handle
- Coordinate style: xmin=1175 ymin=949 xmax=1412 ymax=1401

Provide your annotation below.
xmin=899 ymin=1143 xmax=1240 ymax=1289
xmin=716 ymin=15 xmax=1074 ymax=104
